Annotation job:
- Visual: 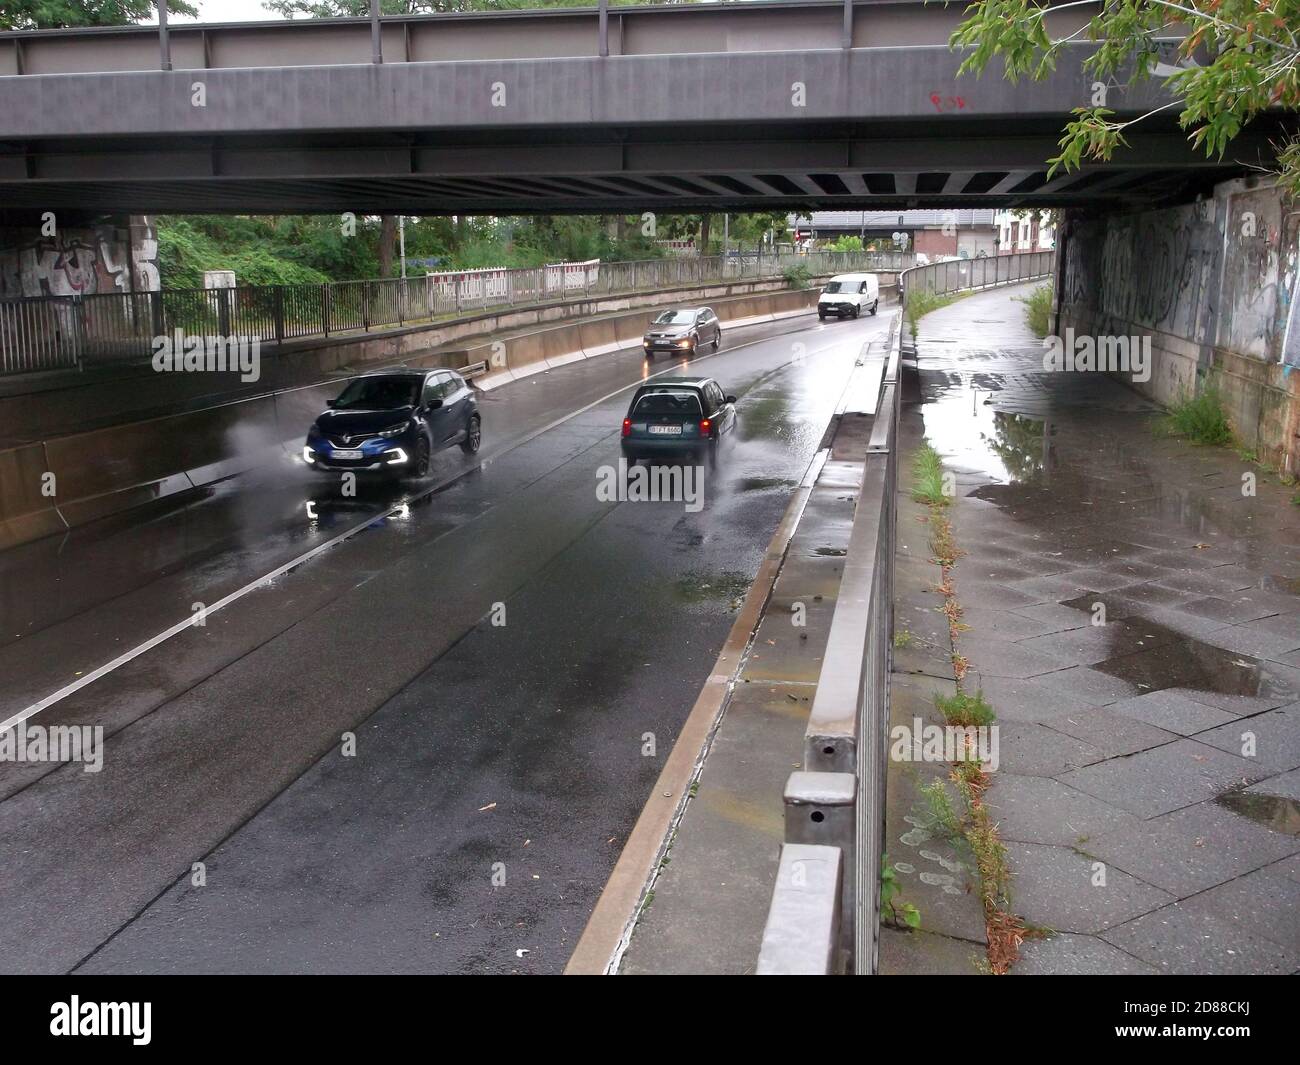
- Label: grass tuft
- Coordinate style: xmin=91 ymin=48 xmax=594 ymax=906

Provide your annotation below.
xmin=911 ymin=439 xmax=949 ymax=506
xmin=904 ymin=289 xmax=965 ymax=339
xmin=1161 ymin=386 xmax=1234 ymax=446
xmin=1015 ymin=282 xmax=1053 ymax=338
xmin=935 ymin=689 xmax=996 ymax=727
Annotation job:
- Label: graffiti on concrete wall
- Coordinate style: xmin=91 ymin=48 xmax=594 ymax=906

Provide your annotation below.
xmin=0 ymin=216 xmax=160 ymax=300
xmin=1063 ymin=183 xmax=1298 ymax=365
xmin=1220 ymin=188 xmax=1286 ymax=361
xmin=1063 ymin=199 xmax=1220 ymax=346
xmin=131 ymin=221 xmax=160 ymax=293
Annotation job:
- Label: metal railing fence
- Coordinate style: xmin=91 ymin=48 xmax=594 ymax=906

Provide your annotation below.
xmin=0 ymin=249 xmax=913 ymax=378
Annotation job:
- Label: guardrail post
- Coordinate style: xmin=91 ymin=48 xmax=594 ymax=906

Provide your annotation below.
xmin=598 ymin=0 xmax=609 ymax=57
xmin=784 ymin=771 xmax=856 ymax=969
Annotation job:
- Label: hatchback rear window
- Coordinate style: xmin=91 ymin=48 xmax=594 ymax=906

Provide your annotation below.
xmin=633 ymin=390 xmax=703 ymax=415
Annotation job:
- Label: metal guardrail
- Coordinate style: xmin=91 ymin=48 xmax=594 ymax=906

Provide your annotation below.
xmin=757 ymin=251 xmax=1055 ymax=975
xmin=900 ymin=250 xmax=1055 ymax=348
xmin=757 ymin=316 xmax=900 ymax=975
xmin=902 ymin=250 xmax=1055 ymax=300
xmin=0 ymin=250 xmax=910 ymax=378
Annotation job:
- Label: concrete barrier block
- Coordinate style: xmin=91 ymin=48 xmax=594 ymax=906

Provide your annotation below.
xmin=45 ymin=395 xmax=283 ymax=529
xmin=579 ymin=318 xmax=621 ymax=358
xmin=504 ymin=329 xmax=551 ymax=383
xmin=180 ymin=397 xmax=283 ymax=488
xmin=0 ymin=442 xmax=66 ymax=550
xmin=541 ymin=322 xmax=586 ymax=369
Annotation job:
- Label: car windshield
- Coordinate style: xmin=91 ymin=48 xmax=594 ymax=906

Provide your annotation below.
xmin=653 ymin=311 xmax=697 ymax=325
xmin=823 ymin=281 xmax=847 ymax=293
xmin=634 ymin=390 xmax=703 ymax=415
xmin=332 ymin=376 xmax=420 ymax=411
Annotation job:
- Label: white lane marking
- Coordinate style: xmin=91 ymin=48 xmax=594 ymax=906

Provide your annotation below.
xmin=3 ymin=315 xmax=884 ymax=732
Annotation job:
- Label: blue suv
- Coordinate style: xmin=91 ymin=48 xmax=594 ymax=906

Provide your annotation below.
xmin=304 ymin=369 xmax=481 ymax=478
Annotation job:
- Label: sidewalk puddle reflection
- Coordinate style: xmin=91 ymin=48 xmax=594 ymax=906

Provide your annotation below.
xmin=1217 ymin=790 xmax=1300 ymax=836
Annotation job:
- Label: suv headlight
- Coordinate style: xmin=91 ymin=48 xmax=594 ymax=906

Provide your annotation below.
xmin=377 ymin=422 xmax=410 ymax=439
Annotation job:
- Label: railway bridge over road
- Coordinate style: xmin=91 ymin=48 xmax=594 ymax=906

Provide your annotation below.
xmin=0 ymin=1 xmax=1286 ymax=218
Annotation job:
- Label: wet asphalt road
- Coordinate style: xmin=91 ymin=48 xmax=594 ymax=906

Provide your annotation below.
xmin=0 ymin=309 xmax=887 ymax=974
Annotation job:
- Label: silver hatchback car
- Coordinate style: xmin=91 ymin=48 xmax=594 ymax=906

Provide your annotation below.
xmin=642 ymin=307 xmax=723 ymax=357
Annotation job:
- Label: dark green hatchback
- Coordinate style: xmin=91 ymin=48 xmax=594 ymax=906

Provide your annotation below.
xmin=620 ymin=377 xmax=737 ymax=462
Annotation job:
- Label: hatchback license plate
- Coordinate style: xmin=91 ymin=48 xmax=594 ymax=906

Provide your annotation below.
xmin=331 ymin=449 xmax=364 ymax=460
xmin=648 ymin=425 xmax=682 ymax=436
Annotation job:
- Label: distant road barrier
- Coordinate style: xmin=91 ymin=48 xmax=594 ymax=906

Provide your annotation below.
xmin=757 ymin=315 xmax=900 ymax=975
xmin=0 ymin=249 xmax=911 ymax=379
xmin=900 ymin=250 xmax=1055 ymax=347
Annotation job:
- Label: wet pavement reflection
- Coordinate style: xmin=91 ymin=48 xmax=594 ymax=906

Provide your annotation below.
xmin=900 ymin=283 xmax=1300 ymax=975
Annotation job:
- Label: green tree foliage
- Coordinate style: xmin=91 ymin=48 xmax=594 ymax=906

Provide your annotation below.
xmin=157 ymin=217 xmax=368 ymax=288
xmin=828 ymin=235 xmax=865 ymax=252
xmin=153 ymin=211 xmax=786 ymax=287
xmin=950 ymin=0 xmax=1300 ymax=197
xmin=1 ymin=0 xmax=197 ymax=30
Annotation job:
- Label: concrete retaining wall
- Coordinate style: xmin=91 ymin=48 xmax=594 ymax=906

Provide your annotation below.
xmin=0 ymin=281 xmax=892 ymax=550
xmin=1058 ymin=176 xmax=1300 ymax=472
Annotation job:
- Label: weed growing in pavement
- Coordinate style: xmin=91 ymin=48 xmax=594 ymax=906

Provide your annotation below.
xmin=935 ymin=690 xmax=996 ymax=728
xmin=908 ymin=436 xmax=1031 ymax=972
xmin=1160 ymin=385 xmax=1234 ymax=446
xmin=912 ymin=440 xmax=949 ymax=505
xmin=1015 ymin=281 xmax=1053 ymax=338
xmin=893 ymin=629 xmax=915 ymax=648
xmin=881 ymin=857 xmax=922 ymax=930
xmin=920 ymin=779 xmax=962 ymax=839
xmin=928 ymin=513 xmax=961 ymax=567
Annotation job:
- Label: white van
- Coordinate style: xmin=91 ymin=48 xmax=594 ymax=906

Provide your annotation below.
xmin=818 ymin=273 xmax=879 ymax=320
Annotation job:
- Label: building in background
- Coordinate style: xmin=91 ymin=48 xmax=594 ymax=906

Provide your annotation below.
xmin=789 ymin=210 xmax=998 ymax=258
xmin=995 ymin=209 xmax=1056 ymax=252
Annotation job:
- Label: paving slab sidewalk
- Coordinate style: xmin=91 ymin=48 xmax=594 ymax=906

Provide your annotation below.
xmin=884 ymin=283 xmax=1300 ymax=975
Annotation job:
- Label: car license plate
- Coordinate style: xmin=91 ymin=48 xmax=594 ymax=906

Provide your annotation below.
xmin=331 ymin=449 xmax=363 ymax=460
xmin=649 ymin=425 xmax=682 ymax=435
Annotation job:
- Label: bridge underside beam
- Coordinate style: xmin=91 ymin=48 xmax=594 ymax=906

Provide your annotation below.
xmin=0 ymin=127 xmax=1275 ymax=215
